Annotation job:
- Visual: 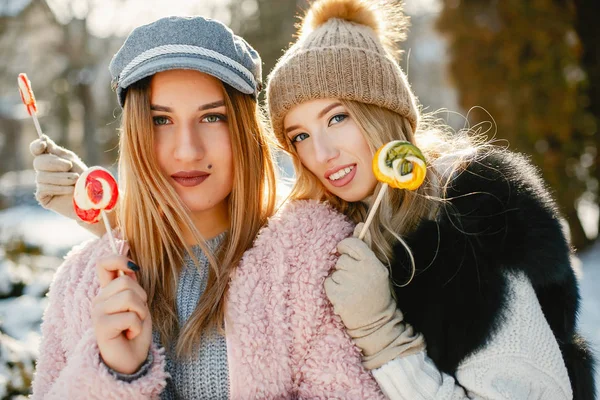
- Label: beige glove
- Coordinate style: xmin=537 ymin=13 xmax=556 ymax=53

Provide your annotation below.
xmin=30 ymin=135 xmax=108 ymax=237
xmin=324 ymin=224 xmax=425 ymax=370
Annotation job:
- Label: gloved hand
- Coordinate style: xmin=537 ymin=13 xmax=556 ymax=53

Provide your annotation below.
xmin=30 ymin=135 xmax=107 ymax=237
xmin=324 ymin=223 xmax=425 ymax=370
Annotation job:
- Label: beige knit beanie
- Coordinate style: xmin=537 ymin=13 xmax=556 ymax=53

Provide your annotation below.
xmin=266 ymin=0 xmax=418 ymax=143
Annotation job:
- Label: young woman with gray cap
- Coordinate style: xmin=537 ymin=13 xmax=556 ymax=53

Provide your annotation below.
xmin=266 ymin=0 xmax=595 ymax=399
xmin=29 ymin=15 xmax=386 ymax=399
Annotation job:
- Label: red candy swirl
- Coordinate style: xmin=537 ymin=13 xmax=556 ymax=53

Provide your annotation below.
xmin=17 ymin=73 xmax=37 ymax=116
xmin=73 ymin=167 xmax=118 ymax=224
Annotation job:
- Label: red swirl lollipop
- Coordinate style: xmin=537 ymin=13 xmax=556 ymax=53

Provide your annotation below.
xmin=73 ymin=167 xmax=118 ymax=223
xmin=74 ymin=167 xmax=120 ymax=254
xmin=18 ymin=73 xmax=37 ymax=116
xmin=17 ymin=73 xmax=43 ymax=138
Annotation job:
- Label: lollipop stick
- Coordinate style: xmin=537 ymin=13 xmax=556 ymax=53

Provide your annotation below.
xmin=101 ymin=210 xmax=124 ymax=276
xmin=358 ymin=183 xmax=388 ymax=240
xmin=31 ymin=113 xmax=43 ymax=139
xmin=101 ymin=210 xmax=118 ymax=253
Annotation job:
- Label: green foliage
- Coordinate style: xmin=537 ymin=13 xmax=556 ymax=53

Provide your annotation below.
xmin=437 ymin=0 xmax=594 ymax=248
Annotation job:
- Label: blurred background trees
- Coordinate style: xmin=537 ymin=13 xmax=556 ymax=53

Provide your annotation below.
xmin=573 ymin=0 xmax=600 ymax=249
xmin=0 ymin=0 xmax=598 ymax=250
xmin=437 ymin=0 xmax=599 ymax=251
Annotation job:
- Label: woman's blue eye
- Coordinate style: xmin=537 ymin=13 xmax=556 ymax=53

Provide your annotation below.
xmin=292 ymin=133 xmax=309 ymax=143
xmin=329 ymin=113 xmax=347 ymax=126
xmin=202 ymin=114 xmax=226 ymax=123
xmin=153 ymin=116 xmax=170 ymax=126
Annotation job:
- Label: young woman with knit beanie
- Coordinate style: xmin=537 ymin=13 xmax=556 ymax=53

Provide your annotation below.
xmin=266 ymin=0 xmax=596 ymax=399
xmin=28 ymin=15 xmax=387 ymax=399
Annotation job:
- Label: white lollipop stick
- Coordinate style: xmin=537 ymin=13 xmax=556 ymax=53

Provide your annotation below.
xmin=31 ymin=113 xmax=43 ymax=139
xmin=101 ymin=210 xmax=118 ymax=254
xmin=101 ymin=210 xmax=123 ymax=277
xmin=358 ymin=183 xmax=388 ymax=240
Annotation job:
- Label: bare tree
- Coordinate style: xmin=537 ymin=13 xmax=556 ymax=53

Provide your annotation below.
xmin=228 ymin=0 xmax=303 ymax=86
xmin=56 ymin=9 xmax=100 ymax=165
xmin=573 ymin=0 xmax=600 ymax=242
xmin=0 ymin=0 xmax=63 ymax=174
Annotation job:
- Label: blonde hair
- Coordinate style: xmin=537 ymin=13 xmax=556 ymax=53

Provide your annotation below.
xmin=277 ymin=100 xmax=477 ymax=285
xmin=118 ymin=78 xmax=276 ymax=357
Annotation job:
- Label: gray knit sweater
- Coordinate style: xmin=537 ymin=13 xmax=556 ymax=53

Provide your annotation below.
xmin=161 ymin=234 xmax=229 ymax=399
xmin=111 ymin=234 xmax=229 ymax=399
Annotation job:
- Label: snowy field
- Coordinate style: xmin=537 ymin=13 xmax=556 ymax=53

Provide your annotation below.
xmin=0 ymin=204 xmax=599 ymax=398
xmin=0 ymin=205 xmax=94 ymax=398
xmin=577 ymin=244 xmax=600 ymax=393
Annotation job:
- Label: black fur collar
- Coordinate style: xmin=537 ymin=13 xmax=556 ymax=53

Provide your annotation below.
xmin=390 ymin=149 xmax=595 ymax=398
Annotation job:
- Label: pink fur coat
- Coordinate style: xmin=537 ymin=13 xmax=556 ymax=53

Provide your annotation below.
xmin=31 ymin=200 xmax=384 ymax=399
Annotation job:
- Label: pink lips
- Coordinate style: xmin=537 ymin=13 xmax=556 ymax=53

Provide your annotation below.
xmin=171 ymin=170 xmax=209 ymax=187
xmin=325 ymin=164 xmax=357 ymax=188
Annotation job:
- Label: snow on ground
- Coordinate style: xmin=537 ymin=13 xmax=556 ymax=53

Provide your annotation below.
xmin=0 ymin=332 xmax=37 ymax=399
xmin=0 ymin=252 xmax=50 ymax=398
xmin=0 ymin=205 xmax=96 ymax=257
xmin=577 ymin=244 xmax=600 ymax=393
xmin=0 ymin=203 xmax=94 ymax=398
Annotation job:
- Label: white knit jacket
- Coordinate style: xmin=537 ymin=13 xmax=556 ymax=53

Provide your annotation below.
xmin=373 ymin=271 xmax=573 ymax=399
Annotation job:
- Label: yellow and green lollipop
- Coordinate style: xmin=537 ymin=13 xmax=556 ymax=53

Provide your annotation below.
xmin=358 ymin=140 xmax=427 ymax=240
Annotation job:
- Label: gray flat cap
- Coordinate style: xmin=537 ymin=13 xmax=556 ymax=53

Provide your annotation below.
xmin=109 ymin=16 xmax=262 ymax=107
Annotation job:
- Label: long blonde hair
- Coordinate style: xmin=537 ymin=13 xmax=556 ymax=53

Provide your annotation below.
xmin=277 ymin=100 xmax=477 ymax=283
xmin=118 ymin=78 xmax=277 ymax=357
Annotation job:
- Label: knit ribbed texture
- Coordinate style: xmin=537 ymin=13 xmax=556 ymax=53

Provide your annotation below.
xmin=266 ymin=17 xmax=418 ymax=143
xmin=371 ymin=271 xmax=573 ymax=399
xmin=159 ymin=233 xmax=229 ymax=400
xmin=103 ymin=351 xmax=155 ymax=383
